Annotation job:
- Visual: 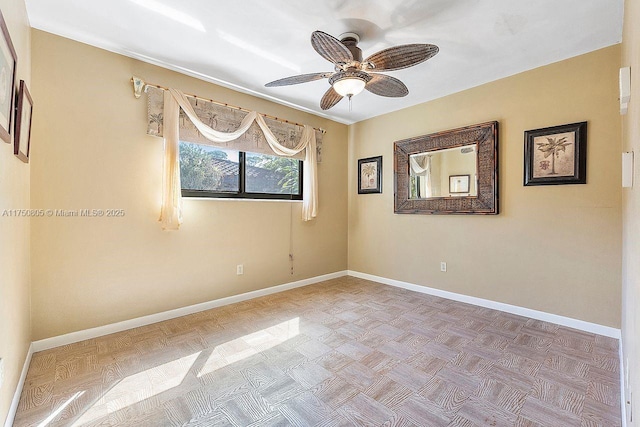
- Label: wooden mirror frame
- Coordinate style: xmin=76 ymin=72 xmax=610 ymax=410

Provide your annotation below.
xmin=394 ymin=121 xmax=499 ymax=215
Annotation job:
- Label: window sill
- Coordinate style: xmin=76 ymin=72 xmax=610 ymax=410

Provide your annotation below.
xmin=183 ymin=196 xmax=302 ymax=203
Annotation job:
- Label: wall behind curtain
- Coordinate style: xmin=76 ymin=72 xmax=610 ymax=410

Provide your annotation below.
xmin=621 ymin=0 xmax=639 ymax=423
xmin=0 ymin=0 xmax=31 ymax=423
xmin=348 ymin=45 xmax=622 ymax=328
xmin=30 ymin=30 xmax=348 ymax=340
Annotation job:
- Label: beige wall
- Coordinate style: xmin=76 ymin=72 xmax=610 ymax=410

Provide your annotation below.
xmin=0 ymin=0 xmax=30 ymax=423
xmin=349 ymin=45 xmax=622 ymax=328
xmin=621 ymin=0 xmax=639 ymax=423
xmin=30 ymin=30 xmax=348 ymax=340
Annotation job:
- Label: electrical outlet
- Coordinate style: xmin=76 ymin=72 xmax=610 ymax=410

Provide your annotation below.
xmin=0 ymin=358 xmax=4 ymax=389
xmin=440 ymin=262 xmax=447 ymax=272
xmin=236 ymin=264 xmax=244 ymax=275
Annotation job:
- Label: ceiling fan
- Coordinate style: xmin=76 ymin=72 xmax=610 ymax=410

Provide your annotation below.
xmin=265 ymin=31 xmax=439 ymax=110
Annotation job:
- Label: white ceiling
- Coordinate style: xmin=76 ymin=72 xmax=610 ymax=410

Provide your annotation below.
xmin=25 ymin=0 xmax=623 ymax=124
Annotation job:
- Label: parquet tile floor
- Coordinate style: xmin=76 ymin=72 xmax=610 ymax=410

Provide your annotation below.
xmin=13 ymin=277 xmax=622 ymax=426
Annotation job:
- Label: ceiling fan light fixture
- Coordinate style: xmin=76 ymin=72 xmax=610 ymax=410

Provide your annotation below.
xmin=333 ymin=77 xmax=366 ymax=97
xmin=329 ymin=70 xmax=371 ymax=97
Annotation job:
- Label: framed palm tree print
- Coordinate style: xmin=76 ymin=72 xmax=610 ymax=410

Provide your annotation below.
xmin=358 ymin=156 xmax=382 ymax=194
xmin=524 ymin=121 xmax=587 ymax=186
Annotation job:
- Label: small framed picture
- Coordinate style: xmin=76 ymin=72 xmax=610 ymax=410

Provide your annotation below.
xmin=524 ymin=121 xmax=587 ymax=186
xmin=0 ymin=9 xmax=17 ymax=144
xmin=14 ymin=80 xmax=32 ymax=163
xmin=358 ymin=155 xmax=382 ymax=194
xmin=449 ymin=174 xmax=470 ymax=194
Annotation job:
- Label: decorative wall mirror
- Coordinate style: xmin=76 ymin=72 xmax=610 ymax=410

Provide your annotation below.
xmin=394 ymin=121 xmax=499 ymax=214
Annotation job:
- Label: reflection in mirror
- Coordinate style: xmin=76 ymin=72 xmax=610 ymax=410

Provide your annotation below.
xmin=409 ymin=145 xmax=478 ymax=199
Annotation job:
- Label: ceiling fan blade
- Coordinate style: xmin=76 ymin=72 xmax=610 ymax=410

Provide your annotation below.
xmin=265 ymin=72 xmax=332 ymax=87
xmin=320 ymin=86 xmax=343 ymax=110
xmin=365 ymin=44 xmax=439 ymax=71
xmin=365 ymin=74 xmax=409 ymax=97
xmin=311 ymin=31 xmax=353 ymax=65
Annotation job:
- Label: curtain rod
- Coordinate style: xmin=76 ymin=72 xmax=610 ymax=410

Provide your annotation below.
xmin=131 ymin=77 xmax=325 ymax=134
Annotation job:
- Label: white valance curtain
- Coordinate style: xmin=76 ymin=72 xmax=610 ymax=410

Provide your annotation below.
xmin=410 ymin=154 xmax=433 ymax=198
xmin=160 ymin=88 xmax=318 ymax=230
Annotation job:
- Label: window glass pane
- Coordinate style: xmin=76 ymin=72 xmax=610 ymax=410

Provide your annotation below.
xmin=179 ymin=143 xmax=239 ymax=192
xmin=245 ymin=152 xmax=301 ymax=195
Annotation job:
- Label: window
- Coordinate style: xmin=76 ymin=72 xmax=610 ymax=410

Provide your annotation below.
xmin=179 ymin=142 xmax=302 ymax=200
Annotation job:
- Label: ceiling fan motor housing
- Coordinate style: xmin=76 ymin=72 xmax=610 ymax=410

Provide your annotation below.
xmin=339 ymin=32 xmax=363 ymax=62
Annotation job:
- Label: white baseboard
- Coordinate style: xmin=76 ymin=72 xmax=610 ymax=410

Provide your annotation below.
xmin=32 ymin=270 xmax=348 ymax=352
xmin=4 ymin=343 xmax=33 ymax=427
xmin=347 ymin=270 xmax=621 ymax=339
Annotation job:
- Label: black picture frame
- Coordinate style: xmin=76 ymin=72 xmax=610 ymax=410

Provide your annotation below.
xmin=14 ymin=80 xmax=32 ymax=163
xmin=449 ymin=174 xmax=470 ymax=194
xmin=358 ymin=156 xmax=382 ymax=194
xmin=524 ymin=121 xmax=587 ymax=186
xmin=0 ymin=9 xmax=17 ymax=144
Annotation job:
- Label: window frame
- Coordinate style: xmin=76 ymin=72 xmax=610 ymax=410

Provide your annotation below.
xmin=181 ymin=151 xmax=304 ymax=200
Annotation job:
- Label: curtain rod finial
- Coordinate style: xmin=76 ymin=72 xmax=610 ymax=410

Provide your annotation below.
xmin=132 ymin=76 xmax=146 ymax=99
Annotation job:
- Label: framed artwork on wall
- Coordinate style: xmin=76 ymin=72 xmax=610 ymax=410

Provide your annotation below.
xmin=14 ymin=80 xmax=32 ymax=163
xmin=524 ymin=121 xmax=587 ymax=186
xmin=358 ymin=155 xmax=382 ymax=194
xmin=449 ymin=174 xmax=470 ymax=194
xmin=0 ymin=9 xmax=16 ymax=144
